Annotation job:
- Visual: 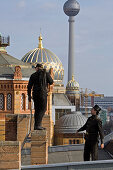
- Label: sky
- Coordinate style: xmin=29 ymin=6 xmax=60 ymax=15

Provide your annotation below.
xmin=0 ymin=0 xmax=113 ymax=96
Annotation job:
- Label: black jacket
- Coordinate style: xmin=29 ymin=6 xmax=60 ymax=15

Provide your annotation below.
xmin=27 ymin=69 xmax=53 ymax=97
xmin=78 ymin=115 xmax=104 ymax=144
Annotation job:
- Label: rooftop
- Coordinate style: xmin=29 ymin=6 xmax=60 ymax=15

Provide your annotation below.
xmin=0 ymin=52 xmax=35 ymax=79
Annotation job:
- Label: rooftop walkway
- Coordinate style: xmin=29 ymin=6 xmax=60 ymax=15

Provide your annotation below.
xmin=21 ymin=144 xmax=112 ymax=166
xmin=21 ymin=132 xmax=113 ymax=169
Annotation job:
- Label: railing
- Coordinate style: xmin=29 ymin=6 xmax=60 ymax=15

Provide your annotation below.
xmin=98 ymin=132 xmax=113 ymax=146
xmin=104 ymin=132 xmax=113 ymax=144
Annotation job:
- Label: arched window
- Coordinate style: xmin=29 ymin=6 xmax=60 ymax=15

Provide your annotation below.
xmin=7 ymin=93 xmax=12 ymax=110
xmin=26 ymin=95 xmax=29 ymax=110
xmin=77 ymin=140 xmax=79 ymax=144
xmin=26 ymin=95 xmax=34 ymax=110
xmin=0 ymin=93 xmax=4 ymax=110
xmin=69 ymin=140 xmax=72 ymax=144
xmin=73 ymin=140 xmax=75 ymax=144
xmin=21 ymin=93 xmax=25 ymax=110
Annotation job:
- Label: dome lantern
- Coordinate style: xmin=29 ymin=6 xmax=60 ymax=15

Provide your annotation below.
xmin=38 ymin=34 xmax=43 ymax=48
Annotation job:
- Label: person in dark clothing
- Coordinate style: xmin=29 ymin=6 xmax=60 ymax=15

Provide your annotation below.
xmin=76 ymin=105 xmax=104 ymax=161
xmin=27 ymin=63 xmax=53 ymax=130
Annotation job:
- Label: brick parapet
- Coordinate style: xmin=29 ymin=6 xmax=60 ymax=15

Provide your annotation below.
xmin=0 ymin=141 xmax=21 ymax=169
xmin=5 ymin=113 xmax=54 ymax=147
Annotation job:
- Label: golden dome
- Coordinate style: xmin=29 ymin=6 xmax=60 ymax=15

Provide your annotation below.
xmin=21 ymin=35 xmax=64 ymax=84
xmin=66 ymin=75 xmax=79 ymax=94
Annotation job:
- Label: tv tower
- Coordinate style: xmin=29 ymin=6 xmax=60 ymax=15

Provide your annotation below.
xmin=63 ymin=0 xmax=80 ymax=82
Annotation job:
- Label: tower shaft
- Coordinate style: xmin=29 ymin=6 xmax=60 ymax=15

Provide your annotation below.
xmin=68 ymin=16 xmax=75 ymax=82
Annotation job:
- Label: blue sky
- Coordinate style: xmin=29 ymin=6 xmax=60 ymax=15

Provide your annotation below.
xmin=0 ymin=0 xmax=113 ymax=96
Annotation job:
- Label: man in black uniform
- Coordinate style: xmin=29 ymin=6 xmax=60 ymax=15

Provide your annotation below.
xmin=27 ymin=63 xmax=53 ymax=130
xmin=76 ymin=105 xmax=104 ymax=161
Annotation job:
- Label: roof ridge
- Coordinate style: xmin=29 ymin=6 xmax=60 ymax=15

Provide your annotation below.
xmin=0 ymin=53 xmax=16 ymax=73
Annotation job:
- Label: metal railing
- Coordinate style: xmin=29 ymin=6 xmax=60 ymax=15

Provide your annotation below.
xmin=104 ymin=132 xmax=113 ymax=144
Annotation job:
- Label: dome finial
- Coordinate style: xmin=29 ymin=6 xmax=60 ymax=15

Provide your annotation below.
xmin=72 ymin=74 xmax=74 ymax=81
xmin=38 ymin=29 xmax=43 ymax=48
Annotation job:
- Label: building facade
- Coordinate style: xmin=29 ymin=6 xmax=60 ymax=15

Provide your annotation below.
xmin=0 ymin=35 xmax=54 ymax=146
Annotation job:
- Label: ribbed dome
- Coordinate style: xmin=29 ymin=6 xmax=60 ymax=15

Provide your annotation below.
xmin=55 ymin=111 xmax=87 ymax=133
xmin=21 ymin=35 xmax=64 ymax=84
xmin=66 ymin=75 xmax=79 ymax=94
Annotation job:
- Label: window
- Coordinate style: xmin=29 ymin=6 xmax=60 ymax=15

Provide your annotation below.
xmin=7 ymin=93 xmax=12 ymax=110
xmin=0 ymin=94 xmax=4 ymax=110
xmin=69 ymin=140 xmax=72 ymax=144
xmin=73 ymin=140 xmax=75 ymax=144
xmin=26 ymin=95 xmax=34 ymax=110
xmin=26 ymin=95 xmax=29 ymax=110
xmin=77 ymin=140 xmax=79 ymax=144
xmin=21 ymin=93 xmax=25 ymax=110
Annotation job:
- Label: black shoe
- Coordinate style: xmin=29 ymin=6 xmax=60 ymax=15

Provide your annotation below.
xmin=34 ymin=126 xmax=46 ymax=130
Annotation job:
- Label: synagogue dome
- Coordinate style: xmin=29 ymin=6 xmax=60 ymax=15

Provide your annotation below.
xmin=21 ymin=34 xmax=64 ymax=84
xmin=66 ymin=75 xmax=79 ymax=94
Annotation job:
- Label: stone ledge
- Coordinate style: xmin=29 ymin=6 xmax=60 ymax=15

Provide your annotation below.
xmin=0 ymin=141 xmax=20 ymax=146
xmin=21 ymin=160 xmax=113 ymax=170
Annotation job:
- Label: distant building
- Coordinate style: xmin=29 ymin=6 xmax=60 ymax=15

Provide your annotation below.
xmin=80 ymin=106 xmax=92 ymax=117
xmin=108 ymin=112 xmax=113 ymax=121
xmin=66 ymin=75 xmax=80 ymax=111
xmin=54 ymin=111 xmax=87 ymax=145
xmin=86 ymin=96 xmax=113 ymax=110
xmin=100 ymin=109 xmax=107 ymax=125
xmin=52 ymin=93 xmax=75 ymax=124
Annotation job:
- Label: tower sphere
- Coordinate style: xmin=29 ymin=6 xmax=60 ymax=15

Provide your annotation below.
xmin=63 ymin=0 xmax=80 ymax=16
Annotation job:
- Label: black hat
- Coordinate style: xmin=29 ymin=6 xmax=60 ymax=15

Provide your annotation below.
xmin=93 ymin=105 xmax=101 ymax=113
xmin=35 ymin=63 xmax=43 ymax=68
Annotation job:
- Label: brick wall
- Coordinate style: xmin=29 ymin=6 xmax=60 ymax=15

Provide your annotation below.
xmin=31 ymin=130 xmax=48 ymax=165
xmin=0 ymin=120 xmax=5 ymax=141
xmin=5 ymin=114 xmax=17 ymax=141
xmin=5 ymin=113 xmax=54 ymax=149
xmin=0 ymin=141 xmax=21 ymax=169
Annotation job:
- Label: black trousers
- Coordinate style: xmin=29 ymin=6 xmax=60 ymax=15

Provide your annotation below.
xmin=84 ymin=140 xmax=98 ymax=161
xmin=33 ymin=93 xmax=47 ymax=129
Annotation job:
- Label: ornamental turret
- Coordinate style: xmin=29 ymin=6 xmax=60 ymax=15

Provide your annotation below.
xmin=0 ymin=33 xmax=10 ymax=53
